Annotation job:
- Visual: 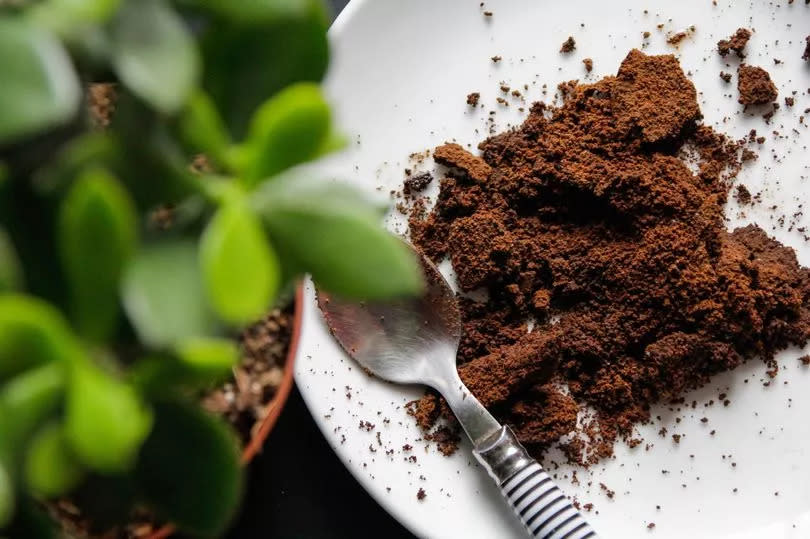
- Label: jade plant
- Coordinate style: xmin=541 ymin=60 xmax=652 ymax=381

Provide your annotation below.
xmin=0 ymin=0 xmax=422 ymax=536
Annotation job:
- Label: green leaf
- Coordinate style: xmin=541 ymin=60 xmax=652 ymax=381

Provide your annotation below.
xmin=65 ymin=362 xmax=153 ymax=474
xmin=110 ymin=0 xmax=199 ymax=114
xmin=174 ymin=337 xmax=239 ymax=381
xmin=31 ymin=132 xmax=118 ymax=195
xmin=185 ymin=0 xmax=324 ymax=22
xmin=58 ymin=168 xmax=137 ymax=343
xmin=0 ymin=362 xmax=65 ymax=466
xmin=121 ymin=242 xmax=219 ymax=348
xmin=107 ymin=94 xmax=202 ymax=209
xmin=24 ymin=422 xmax=84 ymax=498
xmin=0 ymin=17 xmax=80 ymax=144
xmin=132 ymin=337 xmax=238 ymax=395
xmin=136 ymin=399 xmax=242 ymax=536
xmin=0 ymin=461 xmax=11 ymax=528
xmin=202 ymin=0 xmax=329 ymax=138
xmin=200 ymin=202 xmax=280 ymax=324
xmin=254 ymin=176 xmax=423 ymax=299
xmin=29 ymin=0 xmax=121 ymax=37
xmin=236 ymin=83 xmax=331 ymax=187
xmin=45 ymin=0 xmax=120 ymax=22
xmin=177 ymin=91 xmax=231 ymax=167
xmin=0 ymin=295 xmax=80 ymax=381
xmin=0 ymin=229 xmax=23 ymax=292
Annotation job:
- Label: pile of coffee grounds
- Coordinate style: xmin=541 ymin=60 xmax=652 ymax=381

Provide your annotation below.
xmin=717 ymin=28 xmax=752 ymax=58
xmin=737 ymin=65 xmax=778 ymax=105
xmin=406 ymin=49 xmax=810 ymax=465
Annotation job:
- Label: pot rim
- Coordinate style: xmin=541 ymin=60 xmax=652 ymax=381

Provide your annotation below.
xmin=149 ymin=283 xmax=305 ymax=539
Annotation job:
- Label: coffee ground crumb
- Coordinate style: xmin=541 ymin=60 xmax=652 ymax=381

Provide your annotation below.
xmin=667 ymin=32 xmax=688 ymax=46
xmin=403 ymin=172 xmax=433 ymax=197
xmin=718 ymin=28 xmax=752 ymax=58
xmin=800 ymin=355 xmax=810 ymax=365
xmin=560 ymin=36 xmax=576 ymax=53
xmin=720 ymin=71 xmax=732 ymax=83
xmin=491 ymin=55 xmax=502 ymax=63
xmin=466 ymin=92 xmax=481 ymax=106
xmin=803 ymin=36 xmax=810 ymax=61
xmin=416 ymin=488 xmax=427 ymax=500
xmin=583 ymin=58 xmax=593 ymax=72
xmin=737 ymin=65 xmax=778 ymax=105
xmin=735 ymin=184 xmax=752 ymax=205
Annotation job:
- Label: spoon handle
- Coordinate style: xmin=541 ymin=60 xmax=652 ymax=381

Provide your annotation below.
xmin=474 ymin=426 xmax=598 ymax=539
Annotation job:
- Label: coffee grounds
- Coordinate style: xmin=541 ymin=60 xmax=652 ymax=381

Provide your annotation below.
xmin=406 ymin=50 xmax=810 ymax=465
xmin=718 ymin=28 xmax=752 ymax=58
xmin=737 ymin=65 xmax=778 ymax=105
xmin=560 ymin=36 xmax=576 ymax=53
xmin=734 ymin=184 xmax=752 ymax=205
xmin=403 ymin=172 xmax=433 ymax=197
xmin=583 ymin=58 xmax=593 ymax=73
xmin=803 ymin=36 xmax=810 ymax=61
xmin=466 ymin=92 xmax=481 ymax=106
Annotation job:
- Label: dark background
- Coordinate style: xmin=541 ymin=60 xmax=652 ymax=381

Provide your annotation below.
xmin=226 ymin=1 xmax=414 ymax=537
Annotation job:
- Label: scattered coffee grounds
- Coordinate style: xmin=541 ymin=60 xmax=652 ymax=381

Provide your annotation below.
xmin=720 ymin=71 xmax=732 ymax=83
xmin=466 ymin=92 xmax=481 ymax=106
xmin=803 ymin=36 xmax=810 ymax=61
xmin=403 ymin=172 xmax=433 ymax=197
xmin=406 ymin=50 xmax=810 ymax=465
xmin=583 ymin=58 xmax=593 ymax=72
xmin=560 ymin=36 xmax=576 ymax=53
xmin=734 ymin=184 xmax=752 ymax=205
xmin=737 ymin=65 xmax=778 ymax=105
xmin=718 ymin=28 xmax=752 ymax=58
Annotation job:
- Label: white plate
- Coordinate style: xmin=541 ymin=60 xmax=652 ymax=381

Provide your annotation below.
xmin=294 ymin=1 xmax=810 ymax=537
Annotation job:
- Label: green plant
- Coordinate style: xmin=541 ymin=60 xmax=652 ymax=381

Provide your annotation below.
xmin=0 ymin=0 xmax=423 ymax=536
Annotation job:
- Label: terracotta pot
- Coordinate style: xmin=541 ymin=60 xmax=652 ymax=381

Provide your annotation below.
xmin=148 ymin=285 xmax=304 ymax=539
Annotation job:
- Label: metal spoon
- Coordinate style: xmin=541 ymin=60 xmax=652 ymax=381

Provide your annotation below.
xmin=317 ymin=253 xmax=598 ymax=539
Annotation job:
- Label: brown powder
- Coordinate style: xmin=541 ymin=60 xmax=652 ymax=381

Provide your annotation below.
xmin=406 ymin=50 xmax=810 ymax=465
xmin=718 ymin=28 xmax=752 ymax=58
xmin=737 ymin=65 xmax=778 ymax=105
xmin=466 ymin=92 xmax=481 ymax=106
xmin=560 ymin=36 xmax=576 ymax=53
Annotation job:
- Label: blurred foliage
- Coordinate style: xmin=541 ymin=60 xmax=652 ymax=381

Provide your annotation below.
xmin=0 ymin=0 xmax=423 ymax=536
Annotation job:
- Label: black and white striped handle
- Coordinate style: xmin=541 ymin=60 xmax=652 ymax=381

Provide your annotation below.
xmin=474 ymin=427 xmax=597 ymax=539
